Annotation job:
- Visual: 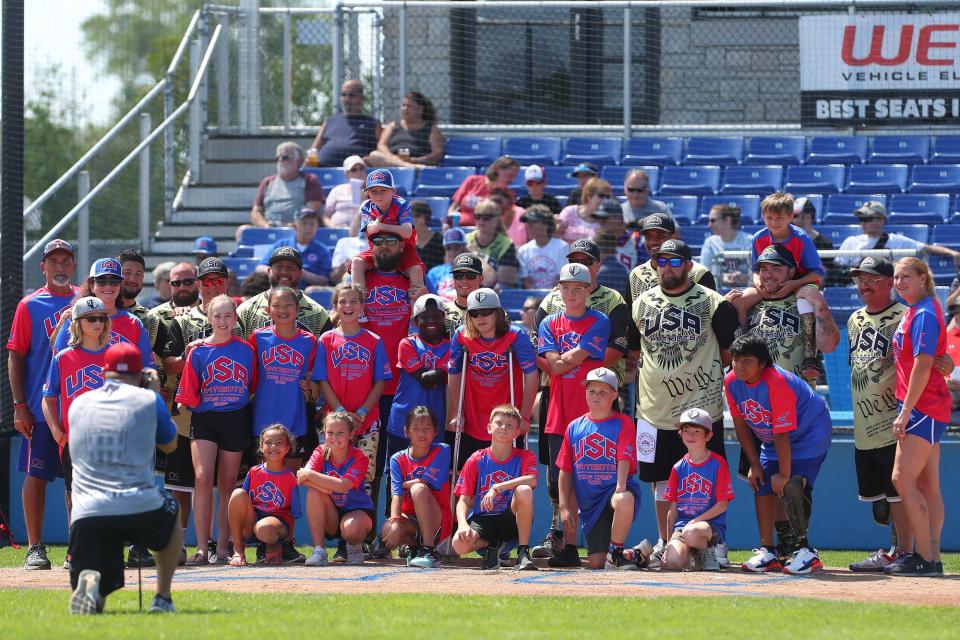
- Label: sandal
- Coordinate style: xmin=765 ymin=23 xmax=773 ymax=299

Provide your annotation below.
xmin=185 ymin=550 xmax=208 ymax=566
xmin=228 ymin=551 xmax=246 ymax=567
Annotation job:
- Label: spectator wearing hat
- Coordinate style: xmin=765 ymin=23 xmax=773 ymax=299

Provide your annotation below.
xmin=308 ymin=80 xmax=382 ymax=167
xmin=699 ymin=204 xmax=753 ymax=289
xmin=412 ymin=200 xmax=445 ymax=272
xmin=443 ymin=253 xmax=484 ymax=338
xmin=557 ymin=177 xmax=613 ymax=243
xmin=449 ymin=156 xmax=521 ymax=227
xmin=518 ymin=205 xmax=569 ymax=289
xmin=255 ymin=207 xmax=332 ymax=290
xmin=516 ymin=165 xmax=562 ymax=215
xmin=244 ymin=141 xmax=325 ymax=239
xmin=621 ymin=169 xmax=670 ymax=225
xmin=466 ymin=199 xmax=520 ymax=288
xmin=628 ymin=213 xmax=716 ymax=306
xmin=323 ymin=155 xmax=369 ymax=229
xmin=592 ymin=199 xmax=646 ymax=272
xmin=594 ymin=232 xmax=630 ymax=294
xmin=427 ymin=228 xmax=469 ymax=301
xmin=192 ymin=236 xmax=218 ymax=266
xmin=566 ymin=163 xmax=598 ymax=206
xmin=792 ymin=197 xmax=839 ymax=287
xmin=836 ymin=200 xmax=960 ymax=268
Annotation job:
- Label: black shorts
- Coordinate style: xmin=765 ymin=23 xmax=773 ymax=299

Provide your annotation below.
xmin=584 ymin=503 xmax=616 ymax=555
xmin=68 ymin=494 xmax=179 ymax=598
xmin=855 ymin=444 xmax=900 ymax=502
xmin=155 ymin=435 xmax=195 ymax=491
xmin=292 ymin=418 xmax=320 ymax=461
xmin=639 ymin=421 xmax=726 ymax=484
xmin=61 ymin=444 xmax=73 ymax=493
xmin=468 ymin=510 xmax=518 ymax=548
xmin=537 ymin=387 xmax=551 ymax=465
xmin=190 ymin=408 xmax=251 ymax=452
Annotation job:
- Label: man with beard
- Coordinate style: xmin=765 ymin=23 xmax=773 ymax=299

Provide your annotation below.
xmin=443 ymin=253 xmax=484 ymax=338
xmin=628 ymin=239 xmax=738 ymax=568
xmin=627 ymin=214 xmax=716 ymax=307
xmin=8 ymin=240 xmax=78 ymax=570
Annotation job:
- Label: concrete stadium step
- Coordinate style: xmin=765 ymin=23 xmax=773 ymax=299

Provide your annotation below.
xmin=155 ymin=223 xmax=240 ymax=240
xmin=170 ymin=209 xmax=250 ymax=225
xmin=201 ymin=161 xmax=276 ymax=185
xmin=180 ymin=186 xmax=258 ymax=209
xmin=203 ymin=136 xmax=313 ymax=162
xmin=150 ymin=238 xmax=238 ymax=255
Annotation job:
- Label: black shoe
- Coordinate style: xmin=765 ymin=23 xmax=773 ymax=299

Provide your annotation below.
xmin=479 ymin=545 xmax=501 ymax=570
xmin=367 ymin=537 xmax=391 ymax=559
xmin=127 ymin=545 xmax=156 ymax=568
xmin=281 ymin=541 xmax=305 ymax=564
xmin=332 ymin=540 xmax=348 ymax=563
xmin=547 ymin=544 xmax=581 ymax=568
xmin=933 ymin=560 xmax=944 ymax=576
xmin=883 ymin=553 xmax=938 ymax=577
xmin=255 ymin=543 xmax=267 ymax=565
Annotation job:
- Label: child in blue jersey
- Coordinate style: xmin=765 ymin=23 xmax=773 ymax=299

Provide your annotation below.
xmin=382 ymin=407 xmax=452 ymax=568
xmin=724 ymin=334 xmax=831 ymax=575
xmin=553 ymin=367 xmax=648 ymax=570
xmin=452 ymin=404 xmax=538 ymax=571
xmin=227 ymin=424 xmax=302 ymax=566
xmin=661 ymin=408 xmax=734 ymax=572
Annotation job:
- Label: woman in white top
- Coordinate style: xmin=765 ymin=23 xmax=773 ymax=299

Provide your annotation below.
xmin=698 ymin=204 xmax=753 ymax=289
xmin=323 ymin=155 xmax=368 ymax=229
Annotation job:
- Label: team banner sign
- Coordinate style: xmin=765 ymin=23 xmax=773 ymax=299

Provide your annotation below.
xmin=799 ymin=13 xmax=960 ymax=126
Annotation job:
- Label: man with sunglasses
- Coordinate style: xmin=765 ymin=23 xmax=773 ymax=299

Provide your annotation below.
xmin=443 ymin=253 xmax=485 ymax=338
xmin=627 ymin=239 xmax=738 ymax=567
xmin=836 ymin=201 xmax=960 ymax=268
xmin=627 ymin=213 xmax=716 ymax=308
xmin=427 ymin=228 xmax=469 ymax=302
xmin=308 ymin=80 xmax=382 ymax=167
xmin=621 ymin=169 xmax=669 ymax=226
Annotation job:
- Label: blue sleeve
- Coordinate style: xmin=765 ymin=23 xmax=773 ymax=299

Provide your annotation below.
xmin=311 ymin=341 xmax=329 ymax=381
xmin=448 ymin=333 xmax=464 ymax=374
xmin=242 ymin=472 xmax=251 ymax=493
xmin=359 ymin=201 xmax=372 ymax=233
xmin=154 ymin=394 xmax=177 ymax=446
xmin=137 ymin=321 xmax=154 ymax=369
xmin=798 ymin=234 xmax=825 ymax=276
xmin=53 ymin=318 xmax=71 ymax=354
xmin=425 ymin=446 xmax=451 ymax=490
xmin=537 ymin=317 xmax=558 ymax=355
xmin=426 ymin=267 xmax=440 ymax=294
xmin=289 ymin=485 xmax=302 ymax=520
xmin=396 ymin=198 xmax=413 ymax=226
xmin=511 ymin=327 xmax=539 ymax=374
xmin=750 ymin=233 xmax=761 ymax=265
xmin=372 ymin=339 xmax=392 ymax=381
xmin=389 ymin=454 xmax=404 ymax=497
xmin=910 ymin=311 xmax=940 ymax=357
xmin=43 ymin=356 xmax=62 ymax=397
xmin=580 ymin=314 xmax=610 ymax=359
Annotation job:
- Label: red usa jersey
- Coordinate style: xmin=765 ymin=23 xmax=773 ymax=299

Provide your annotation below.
xmin=42 ymin=344 xmax=109 ymax=442
xmin=389 ymin=444 xmax=452 ymax=539
xmin=455 ymin=447 xmax=537 ymax=517
xmin=54 ymin=310 xmax=154 ymax=370
xmin=361 ymin=270 xmax=412 ymax=394
xmin=306 ymin=446 xmax=374 ymax=511
xmin=242 ymin=464 xmax=303 ymax=530
xmin=312 ymin=328 xmax=391 ymax=434
xmin=176 ymin=338 xmax=257 ymax=412
xmin=663 ymin=452 xmax=734 ymax=539
xmin=448 ymin=325 xmax=538 ymax=441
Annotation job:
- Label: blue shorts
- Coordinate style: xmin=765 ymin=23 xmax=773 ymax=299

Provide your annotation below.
xmin=754 ymin=453 xmax=826 ymax=497
xmin=16 ymin=425 xmax=63 ymax=482
xmin=901 ymin=405 xmax=948 ymax=445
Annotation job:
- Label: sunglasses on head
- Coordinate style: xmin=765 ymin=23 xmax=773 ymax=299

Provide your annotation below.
xmin=657 ymin=257 xmax=685 ymax=268
xmin=82 ymin=315 xmax=109 ymax=324
xmin=453 ymin=272 xmax=480 ymax=280
xmin=94 ymin=276 xmax=122 ymax=286
xmin=371 ymin=236 xmax=401 ymax=246
xmin=626 ymin=186 xmax=648 ymax=193
xmin=200 ymin=277 xmax=226 ymax=287
xmin=276 ymin=153 xmax=294 ymax=161
xmin=468 ymin=309 xmax=495 ymax=319
xmin=170 ymin=278 xmax=196 ymax=288
xmin=568 ymin=257 xmax=597 ymax=267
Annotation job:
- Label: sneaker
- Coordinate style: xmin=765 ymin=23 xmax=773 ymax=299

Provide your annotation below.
xmin=367 ymin=537 xmax=391 ymax=560
xmin=148 ymin=594 xmax=175 ymax=613
xmin=69 ymin=569 xmax=102 ymax=615
xmin=702 ymin=546 xmax=721 ymax=572
xmin=281 ymin=541 xmax=305 ymax=564
xmin=345 ymin=542 xmax=365 ymax=565
xmin=479 ymin=545 xmax=501 ymax=570
xmin=714 ymin=542 xmax=730 ymax=568
xmin=405 ymin=546 xmax=421 ymax=567
xmin=933 ymin=560 xmax=944 ymax=576
xmin=127 ymin=545 xmax=156 ymax=568
xmin=409 ymin=547 xmax=442 ymax=569
xmin=255 ymin=543 xmax=267 ymax=565
xmin=884 ymin=552 xmax=938 ymax=577
xmin=741 ymin=547 xmax=783 ymax=573
xmin=605 ymin=547 xmax=640 ymax=571
xmin=24 ymin=543 xmax=52 ymax=570
xmin=62 ymin=555 xmax=72 ymax=571
xmin=531 ymin=529 xmax=563 ymax=559
xmin=849 ymin=549 xmax=894 ymax=572
xmin=332 ymin=540 xmax=348 ymax=563
xmin=547 ymin=544 xmax=581 ymax=568
xmin=646 ymin=539 xmax=666 ymax=569
xmin=514 ymin=547 xmax=538 ymax=572
xmin=305 ymin=547 xmax=328 ymax=567
xmin=783 ymin=547 xmax=823 ymax=575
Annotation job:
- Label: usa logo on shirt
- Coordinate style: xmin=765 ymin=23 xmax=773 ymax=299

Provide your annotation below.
xmin=479 ymin=470 xmax=512 ymax=496
xmin=367 ymin=286 xmax=408 ymax=306
xmin=741 ymin=399 xmax=772 ymax=425
xmin=331 ymin=341 xmax=372 ymax=368
xmin=204 ymin=357 xmax=249 ymax=386
xmin=65 ymin=365 xmax=104 ymax=398
xmin=469 ymin=351 xmax=508 ymax=372
xmin=678 ymin=472 xmax=714 ymax=497
xmin=557 ymin=331 xmax=581 ymax=352
xmin=572 ymin=432 xmax=617 ymax=462
xmin=252 ymin=480 xmax=286 ymax=511
xmin=421 ymin=350 xmax=439 ymax=369
xmin=43 ymin=308 xmax=69 ymax=338
xmin=262 ymin=344 xmax=305 ymax=369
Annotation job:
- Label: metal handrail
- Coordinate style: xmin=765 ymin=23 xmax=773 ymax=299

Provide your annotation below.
xmin=23 ymin=24 xmax=224 ymax=263
xmin=344 ymin=0 xmax=951 ymax=7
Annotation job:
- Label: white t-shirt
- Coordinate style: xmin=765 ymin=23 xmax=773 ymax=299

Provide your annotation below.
xmin=518 ymin=238 xmax=570 ymax=289
xmin=699 ymin=231 xmax=753 ymax=286
xmin=836 ymin=233 xmax=924 ymax=267
xmin=331 ymin=236 xmax=368 ymax=268
xmin=324 ymin=179 xmax=364 ymax=228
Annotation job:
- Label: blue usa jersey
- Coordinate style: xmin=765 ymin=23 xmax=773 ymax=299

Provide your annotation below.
xmin=555 ymin=412 xmax=641 ymax=534
xmin=249 ymin=327 xmax=317 ymax=436
xmin=386 ymin=334 xmax=450 ymax=438
xmin=454 ymin=447 xmax=538 ymax=517
xmin=176 ymin=338 xmax=257 ymax=413
xmin=663 ymin=452 xmax=735 ymax=539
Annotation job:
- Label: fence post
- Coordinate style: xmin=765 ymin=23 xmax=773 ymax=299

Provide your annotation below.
xmin=139 ymin=113 xmax=151 ymax=251
xmin=189 ymin=38 xmax=202 ymax=182
xmin=283 ymin=11 xmax=292 ymax=131
xmin=77 ymin=171 xmax=90 ymax=278
xmin=398 ymin=2 xmax=406 ymax=101
xmin=333 ymin=3 xmax=344 ymax=113
xmin=216 ymin=12 xmax=230 ymax=130
xmin=623 ymin=7 xmax=631 ymax=140
xmin=373 ymin=11 xmax=382 ymax=121
xmin=164 ymin=75 xmax=174 ymax=219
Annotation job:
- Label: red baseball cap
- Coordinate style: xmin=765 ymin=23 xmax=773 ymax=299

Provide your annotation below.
xmin=103 ymin=342 xmax=143 ymax=374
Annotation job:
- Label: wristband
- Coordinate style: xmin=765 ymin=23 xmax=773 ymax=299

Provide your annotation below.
xmin=334 ymin=405 xmax=346 ymax=414
xmin=13 ymin=400 xmax=25 ymax=407
xmin=357 ymin=406 xmax=369 ymax=418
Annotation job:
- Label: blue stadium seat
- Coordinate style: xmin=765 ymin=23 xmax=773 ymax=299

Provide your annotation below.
xmin=543 ymin=166 xmax=580 ymax=197
xmin=239 ymin=227 xmax=295 ymax=246
xmin=391 ymin=166 xmax=416 ymax=197
xmin=889 ymin=194 xmax=950 ymax=220
xmin=414 ymin=166 xmax=475 ymax=197
xmin=499 ymin=288 xmax=550 ymax=318
xmin=302 ymin=167 xmax=348 ymax=188
xmin=928 ymin=256 xmax=956 ymax=286
xmin=887 ymin=224 xmax=929 ymax=244
xmin=683 ymin=137 xmax=744 ymax=166
xmin=822 ymin=327 xmax=852 ymax=407
xmin=869 ymin=136 xmax=930 ymax=165
xmin=931 ymin=136 xmax=960 ymax=163
xmin=314 ymin=227 xmax=348 ymax=248
xmin=658 ymin=166 xmax=721 ymax=196
xmin=561 ymin=137 xmax=622 ymax=166
xmin=933 ymin=225 xmax=960 ymax=250
xmin=223 ymin=257 xmax=259 ymax=282
xmin=845 ymin=164 xmax=908 ymax=194
xmin=817 ymin=224 xmax=860 ymax=245
xmin=415 ymin=197 xmax=451 ymax=223
xmin=806 ymin=136 xmax=867 ymax=164
xmin=820 ymin=213 xmax=860 ymax=225
xmin=622 ymin=137 xmax=683 ymax=166
xmin=744 ymin=136 xmax=805 ymax=165
xmin=793 ymin=193 xmax=825 ymax=221
xmin=825 ymin=194 xmax=887 ymax=218
xmin=232 ymin=245 xmax=255 ymax=258
xmin=936 ymin=285 xmax=951 ymax=311
xmin=823 ymin=290 xmax=862 ymax=326
xmin=307 ymin=288 xmax=333 ymax=309
xmin=720 ymin=165 xmax=782 ymax=195
xmin=503 ymin=137 xmax=562 ymax=166
xmin=601 ymin=165 xmax=660 ymax=194
xmin=700 ymin=195 xmax=761 ymax=222
xmin=681 ymin=225 xmax=711 ymax=251
xmin=658 ymin=195 xmax=700 ymax=221
xmin=909 ymin=164 xmax=960 ymax=193
xmin=888 ymin=213 xmax=944 ymax=225
xmin=442 ymin=137 xmax=502 ymax=167
xmin=783 ymin=165 xmax=845 ymax=194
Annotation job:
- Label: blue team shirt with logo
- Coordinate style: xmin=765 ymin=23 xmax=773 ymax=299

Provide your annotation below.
xmin=454 ymin=447 xmax=538 ymax=517
xmin=663 ymin=452 xmax=735 ymax=539
xmin=249 ymin=327 xmax=318 ymax=436
xmin=176 ymin=338 xmax=257 ymax=413
xmin=387 ymin=334 xmax=450 ymax=438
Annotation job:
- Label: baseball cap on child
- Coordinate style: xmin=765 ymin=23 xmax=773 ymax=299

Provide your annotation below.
xmin=412 ymin=294 xmax=444 ymax=318
xmin=443 ymin=228 xmax=468 ymax=247
xmin=675 ymin=407 xmax=713 ymax=432
xmin=365 ymin=169 xmax=395 ymax=190
xmin=90 ymin=258 xmax=122 ymax=278
xmin=524 ymin=165 xmax=545 ymax=183
xmin=192 ymin=236 xmax=218 ymax=256
xmin=294 ymin=207 xmax=318 ymax=221
xmin=559 ymin=263 xmax=593 ymax=285
xmin=103 ymin=342 xmax=144 ymax=374
xmin=72 ymin=296 xmax=106 ymax=319
xmin=582 ymin=367 xmax=618 ymax=390
xmin=467 ymin=288 xmax=501 ymax=311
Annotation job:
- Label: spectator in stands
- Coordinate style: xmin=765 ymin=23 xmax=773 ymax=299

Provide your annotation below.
xmin=592 ymin=199 xmax=646 ymax=272
xmin=518 ymin=205 xmax=568 ymax=289
xmin=308 ymin=80 xmax=382 ymax=167
xmin=323 ymin=155 xmax=368 ymax=229
xmin=699 ymin=204 xmax=752 ymax=289
xmin=255 ymin=208 xmax=331 ymax=291
xmin=449 ymin=156 xmax=520 ymax=227
xmin=557 ymin=177 xmax=611 ymax=243
xmin=466 ymin=199 xmax=519 ymax=288
xmin=367 ymin=91 xmax=444 ymax=169
xmin=427 ymin=228 xmax=468 ymax=301
xmin=413 ymin=200 xmax=445 ymax=272
xmin=491 ymin=187 xmax=527 ymax=247
xmin=330 ymin=223 xmax=368 ymax=285
xmin=517 ymin=165 xmax=561 ymax=215
xmin=141 ymin=261 xmax=176 ymax=309
xmin=192 ymin=236 xmax=218 ymax=266
xmin=239 ymin=142 xmax=325 ymax=241
xmin=837 ymin=201 xmax=960 ymax=268
xmin=594 ymin=231 xmax=630 ymax=293
xmin=621 ymin=169 xmax=669 ymax=225
xmin=240 ymin=271 xmax=270 ymax=301
xmin=520 ymin=295 xmax=543 ymax=339
xmin=792 ymin=197 xmax=839 ymax=287
xmin=566 ymin=163 xmax=597 ymax=206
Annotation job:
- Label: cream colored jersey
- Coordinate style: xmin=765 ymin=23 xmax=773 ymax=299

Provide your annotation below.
xmin=237 ymin=289 xmax=331 ymax=339
xmin=746 ymin=295 xmax=805 ymax=377
xmin=847 ymin=303 xmax=905 ymax=450
xmin=629 ymin=259 xmax=712 ymax=303
xmin=444 ymin=300 xmax=467 ymax=339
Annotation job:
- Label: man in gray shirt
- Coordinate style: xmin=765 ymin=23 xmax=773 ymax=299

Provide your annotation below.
xmin=621 ymin=169 xmax=670 ymax=226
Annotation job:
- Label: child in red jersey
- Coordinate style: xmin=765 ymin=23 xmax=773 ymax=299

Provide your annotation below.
xmin=227 ymin=424 xmax=302 ymax=566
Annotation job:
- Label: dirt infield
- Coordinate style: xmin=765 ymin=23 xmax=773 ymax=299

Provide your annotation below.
xmin=3 ymin=560 xmax=958 ymax=606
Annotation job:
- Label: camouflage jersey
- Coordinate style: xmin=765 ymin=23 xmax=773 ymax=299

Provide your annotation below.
xmin=745 ymin=295 xmax=805 ymax=377
xmin=444 ymin=300 xmax=468 ymax=340
xmin=145 ymin=300 xmax=199 ymax=435
xmin=628 ymin=259 xmax=714 ymax=307
xmin=847 ymin=303 xmax=905 ymax=450
xmin=237 ymin=289 xmax=332 ymax=339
